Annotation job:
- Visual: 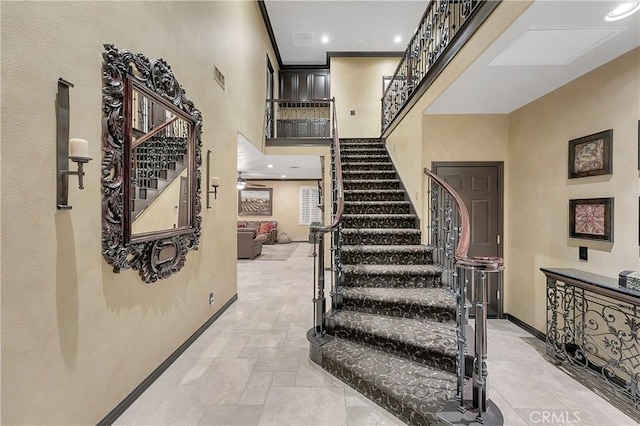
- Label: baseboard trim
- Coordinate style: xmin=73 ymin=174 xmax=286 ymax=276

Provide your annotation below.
xmin=504 ymin=313 xmax=546 ymax=342
xmin=97 ymin=294 xmax=239 ymax=426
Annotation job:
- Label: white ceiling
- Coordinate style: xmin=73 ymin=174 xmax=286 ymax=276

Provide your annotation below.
xmin=237 ymin=133 xmax=322 ymax=180
xmin=425 ymin=0 xmax=640 ymax=114
xmin=263 ymin=0 xmax=428 ymax=65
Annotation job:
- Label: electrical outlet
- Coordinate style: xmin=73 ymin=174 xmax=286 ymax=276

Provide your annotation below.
xmin=209 ymin=292 xmax=215 ymax=305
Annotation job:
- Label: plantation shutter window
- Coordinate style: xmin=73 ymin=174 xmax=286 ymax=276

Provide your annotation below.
xmin=300 ymin=186 xmax=321 ymax=225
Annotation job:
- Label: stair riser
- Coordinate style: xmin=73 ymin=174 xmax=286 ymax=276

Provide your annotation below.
xmin=343 ymin=172 xmax=397 ymax=180
xmin=342 ymin=251 xmax=432 ymax=265
xmin=342 ymin=163 xmax=394 ymax=171
xmin=340 ymin=156 xmax=389 ymax=163
xmin=340 ymin=232 xmax=421 ymax=245
xmin=321 ymin=359 xmax=436 ymax=426
xmin=344 ymin=204 xmax=410 ymax=215
xmin=340 ymin=300 xmax=456 ymax=323
xmin=340 ymin=144 xmax=385 ymax=150
xmin=342 ymin=272 xmax=441 ymax=288
xmin=344 ymin=191 xmax=405 ymax=202
xmin=341 ymin=216 xmax=415 ymax=229
xmin=341 ymin=150 xmax=388 ymax=157
xmin=333 ymin=327 xmax=456 ymax=374
xmin=343 ymin=180 xmax=400 ymax=190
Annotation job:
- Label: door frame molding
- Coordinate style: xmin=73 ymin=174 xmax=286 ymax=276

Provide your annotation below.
xmin=431 ymin=161 xmax=504 ymax=318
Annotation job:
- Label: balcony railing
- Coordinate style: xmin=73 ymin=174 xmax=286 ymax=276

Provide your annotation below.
xmin=543 ymin=268 xmax=640 ymax=420
xmin=265 ymin=98 xmax=334 ymax=142
xmin=381 ymin=0 xmax=498 ymax=134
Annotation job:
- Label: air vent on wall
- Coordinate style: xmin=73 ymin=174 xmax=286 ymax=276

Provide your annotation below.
xmin=213 ymin=65 xmax=225 ymax=90
xmin=292 ymin=32 xmax=315 ymax=46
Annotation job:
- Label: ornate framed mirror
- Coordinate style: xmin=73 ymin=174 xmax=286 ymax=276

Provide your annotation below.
xmin=101 ymin=44 xmax=202 ymax=283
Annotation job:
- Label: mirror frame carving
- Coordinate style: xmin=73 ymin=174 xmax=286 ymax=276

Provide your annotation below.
xmin=101 ymin=44 xmax=202 ymax=283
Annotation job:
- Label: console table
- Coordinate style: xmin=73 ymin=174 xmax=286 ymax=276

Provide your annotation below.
xmin=541 ymin=268 xmax=640 ymax=413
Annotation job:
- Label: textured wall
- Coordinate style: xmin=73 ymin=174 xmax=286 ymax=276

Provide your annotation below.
xmin=1 ymin=1 xmax=277 ymax=424
xmin=507 ymin=48 xmax=640 ymax=331
xmin=330 ymin=57 xmax=401 ymax=138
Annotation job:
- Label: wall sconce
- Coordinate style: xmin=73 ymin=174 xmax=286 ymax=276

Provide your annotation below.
xmin=206 ymin=150 xmax=219 ymax=208
xmin=56 ymin=78 xmax=93 ymax=209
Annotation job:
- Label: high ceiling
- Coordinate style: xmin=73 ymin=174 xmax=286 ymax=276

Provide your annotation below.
xmin=263 ymin=0 xmax=427 ymax=66
xmin=243 ymin=0 xmax=640 ymax=179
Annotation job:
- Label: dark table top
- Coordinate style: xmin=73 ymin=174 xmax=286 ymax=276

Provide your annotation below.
xmin=540 ymin=267 xmax=640 ymax=299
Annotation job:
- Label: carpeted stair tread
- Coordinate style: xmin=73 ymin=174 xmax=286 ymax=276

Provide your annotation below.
xmin=342 ymin=245 xmax=432 ymax=254
xmin=321 ymin=337 xmax=456 ymax=426
xmin=344 ymin=201 xmax=410 ymax=215
xmin=342 ymin=214 xmax=416 ymax=229
xmin=341 ymin=228 xmax=422 ymax=246
xmin=344 ymin=201 xmax=410 ymax=207
xmin=330 ymin=310 xmax=457 ymax=372
xmin=340 ymin=155 xmax=390 ymax=162
xmin=341 ymin=245 xmax=434 ymax=265
xmin=342 ymin=162 xmax=394 ymax=171
xmin=343 ymin=190 xmax=406 ymax=201
xmin=340 ymin=287 xmax=456 ymax=322
xmin=342 ymin=264 xmax=442 ymax=275
xmin=341 ymin=264 xmax=442 ymax=288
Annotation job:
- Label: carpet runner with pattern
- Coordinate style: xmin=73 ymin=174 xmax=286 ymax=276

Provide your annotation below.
xmin=319 ymin=138 xmax=457 ymax=425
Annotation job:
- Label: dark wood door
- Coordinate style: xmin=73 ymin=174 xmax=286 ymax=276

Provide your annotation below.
xmin=433 ymin=162 xmax=503 ymax=318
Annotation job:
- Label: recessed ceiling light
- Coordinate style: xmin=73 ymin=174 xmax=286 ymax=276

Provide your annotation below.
xmin=394 ymin=36 xmax=402 ymax=43
xmin=605 ymin=1 xmax=640 ymax=21
xmin=267 ymin=164 xmax=274 ymax=168
xmin=280 ymin=174 xmax=286 ymax=178
xmin=321 ymin=36 xmax=329 ymax=44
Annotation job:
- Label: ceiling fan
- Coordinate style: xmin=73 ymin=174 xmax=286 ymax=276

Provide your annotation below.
xmin=237 ymin=172 xmax=265 ymax=190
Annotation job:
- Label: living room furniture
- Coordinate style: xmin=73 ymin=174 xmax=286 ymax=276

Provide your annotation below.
xmin=237 ymin=228 xmax=263 ymax=259
xmin=237 ymin=221 xmax=278 ymax=245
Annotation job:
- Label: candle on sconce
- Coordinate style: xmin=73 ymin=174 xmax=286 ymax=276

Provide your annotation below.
xmin=211 ymin=177 xmax=219 ymax=187
xmin=69 ymin=138 xmax=89 ymax=158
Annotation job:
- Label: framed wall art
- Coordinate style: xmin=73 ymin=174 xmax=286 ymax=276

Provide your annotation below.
xmin=568 ymin=129 xmax=613 ymax=179
xmin=569 ymin=198 xmax=614 ymax=242
xmin=238 ymin=188 xmax=273 ymax=216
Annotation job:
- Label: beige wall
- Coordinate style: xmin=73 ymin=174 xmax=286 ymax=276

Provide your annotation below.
xmin=237 ymin=180 xmax=321 ymax=242
xmin=330 ymin=57 xmax=401 ymax=138
xmin=133 ymin=169 xmax=188 ymax=235
xmin=507 ymin=48 xmax=640 ymax=332
xmin=385 ymin=0 xmax=532 ymax=222
xmin=1 ymin=1 xmax=277 ymax=424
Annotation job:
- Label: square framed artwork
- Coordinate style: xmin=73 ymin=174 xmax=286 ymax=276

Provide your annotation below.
xmin=568 ymin=129 xmax=613 ymax=179
xmin=238 ymin=188 xmax=273 ymax=216
xmin=569 ymin=198 xmax=614 ymax=242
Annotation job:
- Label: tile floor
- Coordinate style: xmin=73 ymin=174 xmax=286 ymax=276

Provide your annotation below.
xmin=116 ymin=243 xmax=637 ymax=425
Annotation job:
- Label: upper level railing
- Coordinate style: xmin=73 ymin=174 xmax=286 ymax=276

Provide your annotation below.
xmin=424 ymin=168 xmax=503 ymax=423
xmin=381 ymin=0 xmax=498 ymax=134
xmin=265 ymin=98 xmax=334 ymax=141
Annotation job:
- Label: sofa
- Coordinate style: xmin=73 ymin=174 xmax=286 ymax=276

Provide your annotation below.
xmin=237 ymin=220 xmax=278 ymax=245
xmin=237 ymin=228 xmax=264 ymax=259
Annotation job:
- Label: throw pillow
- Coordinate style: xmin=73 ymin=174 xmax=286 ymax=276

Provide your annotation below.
xmin=277 ymin=232 xmax=291 ymax=244
xmin=259 ymin=222 xmax=274 ymax=234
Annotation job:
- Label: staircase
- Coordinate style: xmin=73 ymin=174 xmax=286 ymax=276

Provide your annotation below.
xmin=131 ymin=135 xmax=188 ymax=219
xmin=317 ymin=138 xmax=458 ymax=425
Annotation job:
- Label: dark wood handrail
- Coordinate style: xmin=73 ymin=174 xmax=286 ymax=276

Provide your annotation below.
xmin=424 ymin=168 xmax=470 ymax=259
xmin=311 ymin=98 xmax=344 ymax=234
xmin=424 ymin=167 xmax=504 ymax=271
xmin=132 ymin=116 xmax=181 ymax=149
